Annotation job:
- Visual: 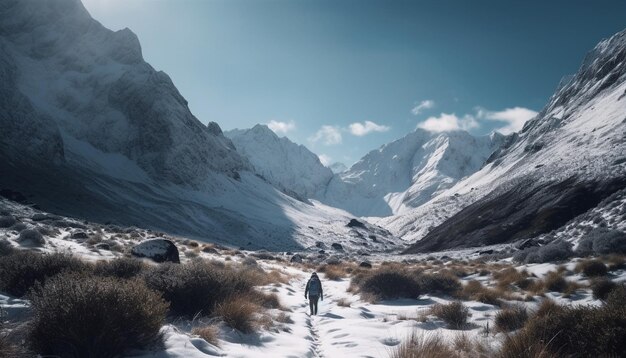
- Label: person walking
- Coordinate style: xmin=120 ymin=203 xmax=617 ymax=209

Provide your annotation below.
xmin=304 ymin=272 xmax=323 ymax=315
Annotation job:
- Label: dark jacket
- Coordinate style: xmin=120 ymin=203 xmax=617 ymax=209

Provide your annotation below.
xmin=305 ymin=276 xmax=323 ymax=299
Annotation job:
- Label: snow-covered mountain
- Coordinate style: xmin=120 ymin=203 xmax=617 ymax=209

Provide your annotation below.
xmin=329 ymin=162 xmax=348 ymax=174
xmin=321 ymin=130 xmax=505 ymax=217
xmin=225 ymin=125 xmax=333 ymax=200
xmin=0 ymin=0 xmax=401 ymax=252
xmin=395 ymin=28 xmax=626 ymax=253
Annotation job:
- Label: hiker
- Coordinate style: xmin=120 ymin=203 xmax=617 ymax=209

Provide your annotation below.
xmin=304 ymin=272 xmax=323 ymax=315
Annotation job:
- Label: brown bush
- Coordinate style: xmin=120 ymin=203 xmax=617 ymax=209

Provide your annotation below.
xmin=142 ymin=261 xmax=257 ymax=317
xmin=540 ymin=271 xmax=568 ymax=293
xmin=0 ymin=251 xmax=90 ymax=297
xmin=192 ymin=325 xmax=220 ymax=347
xmin=501 ymin=292 xmax=626 ymax=357
xmin=214 ymin=296 xmax=259 ymax=334
xmin=336 ymin=297 xmax=351 ymax=307
xmin=429 ymin=301 xmax=469 ymax=330
xmin=575 ymin=259 xmax=608 ymax=277
xmin=390 ymin=332 xmax=458 ymax=358
xmin=29 ymin=273 xmax=167 ymax=358
xmin=459 ymin=280 xmax=501 ymax=306
xmin=495 ymin=305 xmax=528 ymax=332
xmin=93 ymin=257 xmax=145 ymax=279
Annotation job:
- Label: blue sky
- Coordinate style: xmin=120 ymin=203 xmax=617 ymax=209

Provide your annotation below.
xmin=82 ymin=0 xmax=626 ymax=166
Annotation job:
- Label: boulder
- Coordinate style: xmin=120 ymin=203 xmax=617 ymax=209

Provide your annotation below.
xmin=315 ymin=241 xmax=326 ymax=248
xmin=331 ymin=243 xmax=344 ymax=251
xmin=290 ymin=254 xmax=304 ymax=263
xmin=95 ymin=243 xmax=111 ymax=251
xmin=347 ymin=219 xmax=366 ymax=228
xmin=516 ymin=238 xmax=540 ymax=250
xmin=17 ymin=229 xmax=45 ymax=247
xmin=72 ymin=231 xmax=89 ymax=239
xmin=359 ymin=261 xmax=372 ymax=268
xmin=131 ymin=238 xmax=180 ymax=263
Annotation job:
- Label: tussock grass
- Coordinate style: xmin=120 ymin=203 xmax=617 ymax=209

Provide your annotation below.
xmin=29 ymin=273 xmax=167 ymax=358
xmin=94 ymin=257 xmax=145 ymax=279
xmin=142 ymin=261 xmax=270 ymax=318
xmin=428 ymin=301 xmax=469 ymax=330
xmin=501 ymin=287 xmax=626 ymax=357
xmin=494 ymin=305 xmax=528 ymax=332
xmin=0 ymin=251 xmax=89 ymax=297
xmin=574 ymin=259 xmax=608 ymax=277
xmin=214 ymin=296 xmax=259 ymax=334
xmin=390 ymin=332 xmax=457 ymax=358
xmin=192 ymin=325 xmax=220 ymax=347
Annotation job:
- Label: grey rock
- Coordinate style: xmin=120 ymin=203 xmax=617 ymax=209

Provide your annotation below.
xmin=17 ymin=229 xmax=45 ymax=247
xmin=131 ymin=238 xmax=180 ymax=263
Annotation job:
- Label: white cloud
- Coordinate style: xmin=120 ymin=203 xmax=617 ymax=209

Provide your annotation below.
xmin=348 ymin=121 xmax=390 ymax=136
xmin=417 ymin=113 xmax=479 ymax=132
xmin=411 ymin=100 xmax=435 ymax=115
xmin=478 ymin=107 xmax=538 ymax=135
xmin=308 ymin=125 xmax=342 ymax=145
xmin=318 ymin=154 xmax=332 ymax=166
xmin=267 ymin=120 xmax=296 ymax=134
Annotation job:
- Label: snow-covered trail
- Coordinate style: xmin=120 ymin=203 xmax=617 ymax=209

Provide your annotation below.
xmin=214 ymin=267 xmax=417 ymax=358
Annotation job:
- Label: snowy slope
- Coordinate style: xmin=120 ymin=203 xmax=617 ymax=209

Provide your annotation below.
xmin=225 ymin=125 xmax=333 ymax=200
xmin=321 ymin=129 xmax=505 ymax=217
xmin=0 ymin=0 xmax=401 ymax=252
xmin=394 ymin=28 xmax=626 ymax=252
xmin=329 ymin=162 xmax=348 ymax=174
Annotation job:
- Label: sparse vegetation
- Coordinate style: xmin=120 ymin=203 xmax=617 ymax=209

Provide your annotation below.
xmin=142 ymin=261 xmax=259 ymax=317
xmin=29 ymin=273 xmax=167 ymax=358
xmin=390 ymin=332 xmax=457 ymax=358
xmin=94 ymin=257 xmax=145 ymax=279
xmin=591 ymin=278 xmax=617 ymax=300
xmin=353 ymin=270 xmax=420 ymax=301
xmin=214 ymin=296 xmax=259 ymax=334
xmin=495 ymin=305 xmax=528 ymax=332
xmin=575 ymin=259 xmax=608 ymax=277
xmin=0 ymin=251 xmax=89 ymax=297
xmin=429 ymin=301 xmax=469 ymax=330
xmin=500 ymin=291 xmax=626 ymax=357
xmin=192 ymin=324 xmax=220 ymax=347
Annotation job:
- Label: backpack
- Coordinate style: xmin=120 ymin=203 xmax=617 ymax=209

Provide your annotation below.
xmin=308 ymin=278 xmax=321 ymax=296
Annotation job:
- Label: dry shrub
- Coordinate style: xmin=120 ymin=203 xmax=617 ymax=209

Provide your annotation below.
xmin=142 ymin=261 xmax=257 ymax=317
xmin=0 ymin=251 xmax=89 ymax=297
xmin=214 ymin=296 xmax=259 ymax=334
xmin=267 ymin=269 xmax=290 ymax=284
xmin=604 ymin=254 xmax=626 ymax=271
xmin=256 ymin=292 xmax=282 ymax=309
xmin=0 ymin=331 xmax=33 ymax=358
xmin=591 ymin=278 xmax=617 ymax=300
xmin=192 ymin=325 xmax=220 ymax=347
xmin=539 ymin=271 xmax=568 ymax=293
xmin=452 ymin=333 xmax=492 ymax=357
xmin=493 ymin=267 xmax=531 ymax=291
xmin=322 ymin=265 xmax=346 ymax=280
xmin=390 ymin=332 xmax=458 ymax=358
xmin=429 ymin=301 xmax=469 ymax=330
xmin=495 ymin=305 xmax=528 ymax=332
xmin=355 ymin=269 xmax=420 ymax=301
xmin=336 ymin=297 xmax=351 ymax=307
xmin=460 ymin=280 xmax=501 ymax=306
xmin=501 ymin=289 xmax=626 ymax=357
xmin=29 ymin=273 xmax=167 ymax=358
xmin=417 ymin=272 xmax=461 ymax=296
xmin=94 ymin=257 xmax=145 ymax=279
xmin=274 ymin=312 xmax=294 ymax=324
xmin=574 ymin=259 xmax=608 ymax=277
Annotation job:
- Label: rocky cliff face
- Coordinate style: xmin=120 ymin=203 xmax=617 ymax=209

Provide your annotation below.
xmin=0 ymin=0 xmax=247 ymax=186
